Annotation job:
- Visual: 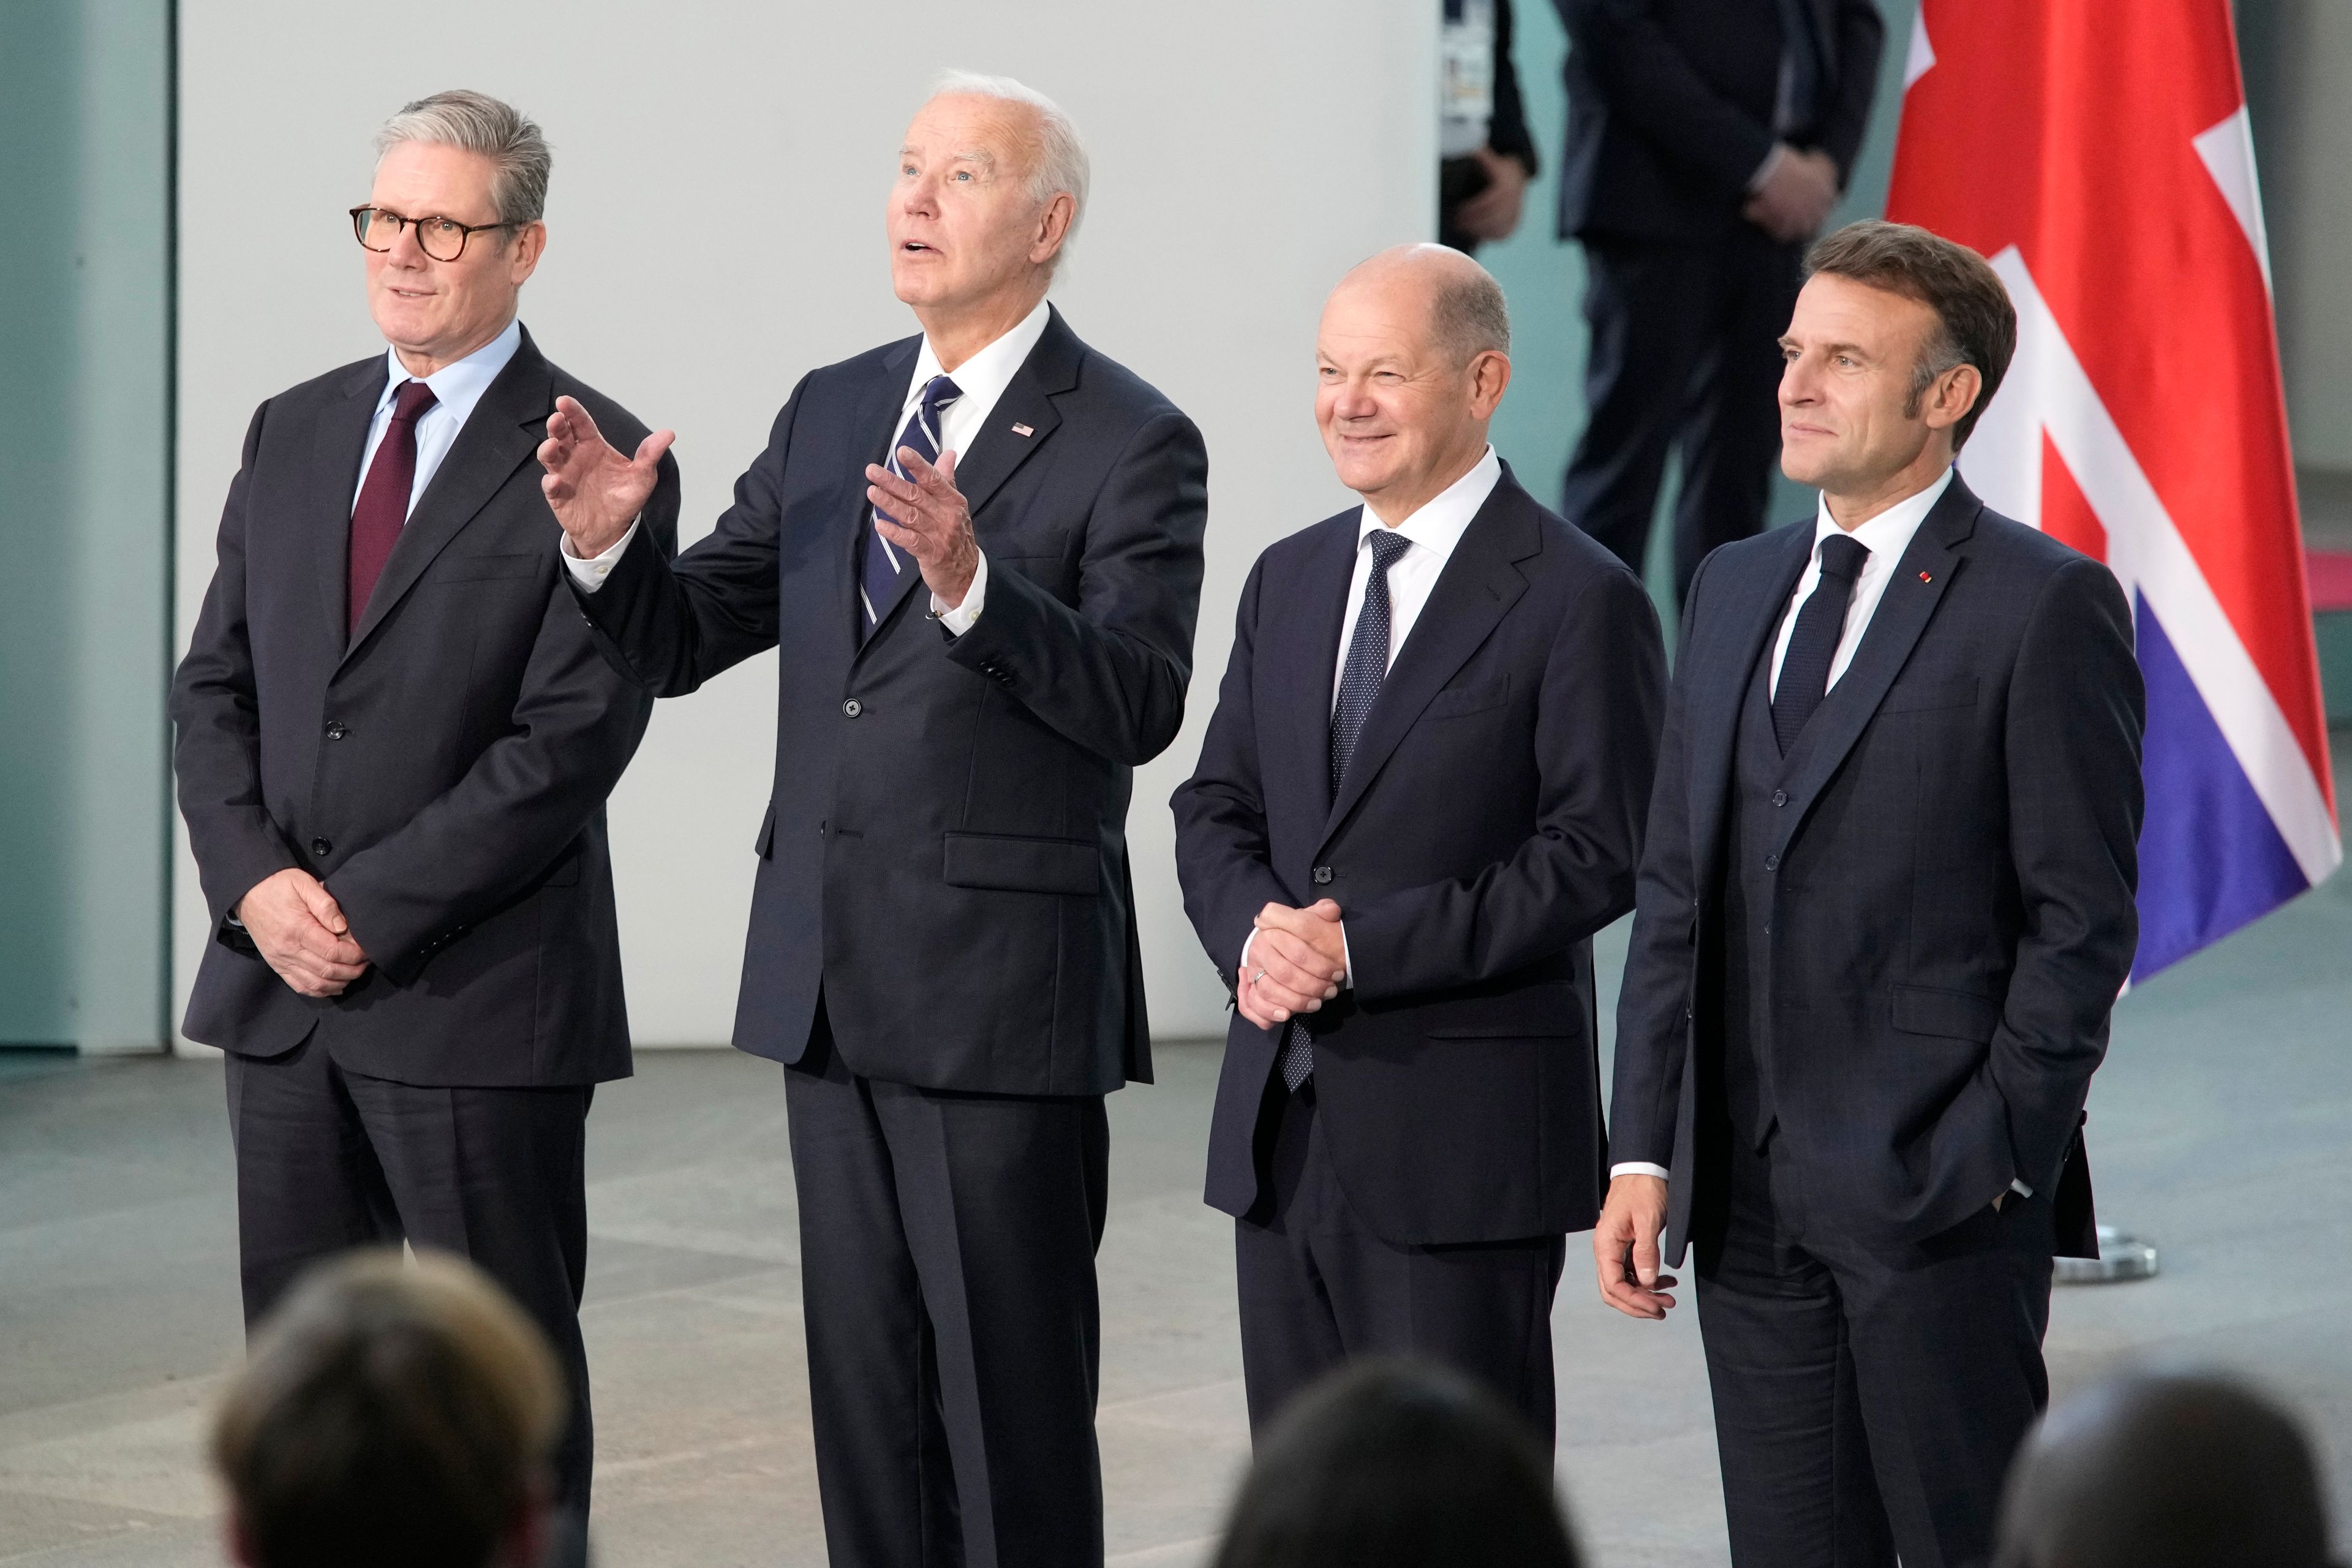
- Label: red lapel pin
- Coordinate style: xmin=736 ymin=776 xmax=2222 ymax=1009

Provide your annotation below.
xmin=1919 ymin=570 xmax=1934 ymax=582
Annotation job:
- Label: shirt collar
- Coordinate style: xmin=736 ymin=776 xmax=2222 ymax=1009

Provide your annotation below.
xmin=911 ymin=296 xmax=1054 ymax=411
xmin=1356 ymin=445 xmax=1503 ymax=557
xmin=1810 ymin=464 xmax=1955 ymax=562
xmin=378 ymin=316 xmax=523 ymax=418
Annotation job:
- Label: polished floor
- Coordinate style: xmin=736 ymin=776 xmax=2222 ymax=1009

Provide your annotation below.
xmin=7 ymin=801 xmax=2352 ymax=1564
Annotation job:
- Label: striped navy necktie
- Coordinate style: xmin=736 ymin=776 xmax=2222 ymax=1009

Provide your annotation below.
xmin=862 ymin=373 xmax=962 ymax=638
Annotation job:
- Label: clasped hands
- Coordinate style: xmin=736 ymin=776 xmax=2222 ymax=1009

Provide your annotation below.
xmin=1235 ymin=899 xmax=1347 ymax=1032
xmin=239 ymin=867 xmax=369 ymax=998
xmin=1744 ymin=145 xmax=1841 ymax=243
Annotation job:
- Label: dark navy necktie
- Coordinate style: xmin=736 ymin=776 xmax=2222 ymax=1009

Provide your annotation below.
xmin=1278 ymin=527 xmax=1413 ymax=1093
xmin=1771 ymin=532 xmax=1870 ymax=754
xmin=862 ymin=373 xmax=962 ymax=639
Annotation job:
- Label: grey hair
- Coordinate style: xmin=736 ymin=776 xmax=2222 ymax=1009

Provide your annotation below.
xmin=927 ymin=70 xmax=1090 ymax=257
xmin=374 ymin=89 xmax=551 ymax=228
xmin=1432 ymin=263 xmax=1512 ymax=366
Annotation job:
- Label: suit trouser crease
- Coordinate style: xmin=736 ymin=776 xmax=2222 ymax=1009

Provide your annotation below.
xmin=1232 ymin=1079 xmax=1566 ymax=1444
xmin=224 ymin=1038 xmax=595 ymax=1525
xmin=785 ymin=1017 xmax=1109 ymax=1568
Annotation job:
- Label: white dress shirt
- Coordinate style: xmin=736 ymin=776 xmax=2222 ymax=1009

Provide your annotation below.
xmin=1613 ymin=466 xmax=2024 ymax=1199
xmin=355 ymin=318 xmax=522 ymax=517
xmin=563 ymin=298 xmax=1055 ymax=636
xmin=1240 ymin=446 xmax=1504 ymax=992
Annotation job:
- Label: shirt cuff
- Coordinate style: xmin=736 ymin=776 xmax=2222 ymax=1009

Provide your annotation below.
xmin=1611 ymin=1162 xmax=1672 ymax=1182
xmin=1747 ymin=141 xmax=1790 ymax=194
xmin=2010 ymin=1178 xmax=2034 ymax=1199
xmin=932 ymin=549 xmax=988 ymax=636
xmin=559 ymin=516 xmax=641 ymax=592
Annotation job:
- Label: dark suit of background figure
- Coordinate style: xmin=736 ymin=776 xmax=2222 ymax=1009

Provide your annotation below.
xmin=571 ymin=306 xmax=1206 ymax=1568
xmin=1173 ymin=466 xmax=1666 ymax=1442
xmin=1554 ymin=0 xmax=1884 ymax=603
xmin=1610 ymin=476 xmax=2143 ymax=1567
xmin=1440 ymin=0 xmax=1539 ymax=254
xmin=172 ymin=326 xmax=680 ymax=1537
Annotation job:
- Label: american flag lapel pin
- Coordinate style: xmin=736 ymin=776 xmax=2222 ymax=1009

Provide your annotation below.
xmin=1011 ymin=422 xmax=1035 ymax=438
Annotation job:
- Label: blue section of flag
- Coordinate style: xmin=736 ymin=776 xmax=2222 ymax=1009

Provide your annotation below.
xmin=2131 ymin=595 xmax=2312 ymax=979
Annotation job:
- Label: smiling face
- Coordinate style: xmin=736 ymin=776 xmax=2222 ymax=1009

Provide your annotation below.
xmin=1314 ymin=254 xmax=1509 ymax=523
xmin=886 ymin=94 xmax=1071 ymax=331
xmin=364 ymin=140 xmax=543 ymax=376
xmin=1777 ymin=271 xmax=1979 ymax=505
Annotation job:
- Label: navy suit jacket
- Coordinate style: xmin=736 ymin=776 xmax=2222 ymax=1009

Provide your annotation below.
xmin=173 ymin=327 xmax=679 ymax=1086
xmin=1611 ymin=476 xmax=2144 ymax=1262
xmin=1555 ymin=0 xmax=1885 ymax=242
xmin=1174 ymin=468 xmax=1667 ymax=1245
xmin=573 ymin=307 xmax=1207 ymax=1096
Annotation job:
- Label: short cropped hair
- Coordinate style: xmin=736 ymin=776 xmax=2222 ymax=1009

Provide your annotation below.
xmin=1433 ymin=263 xmax=1511 ymax=366
xmin=929 ymin=70 xmax=1090 ymax=258
xmin=1805 ymin=219 xmax=2015 ymax=451
xmin=1212 ymin=1359 xmax=1583 ymax=1568
xmin=211 ymin=1250 xmax=565 ymax=1568
xmin=375 ymin=89 xmax=551 ymax=228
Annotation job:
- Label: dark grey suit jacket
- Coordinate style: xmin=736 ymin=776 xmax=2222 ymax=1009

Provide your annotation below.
xmin=1610 ymin=476 xmax=2144 ymax=1261
xmin=1175 ymin=469 xmax=1667 ymax=1245
xmin=572 ymin=307 xmax=1208 ymax=1097
xmin=173 ymin=326 xmax=680 ymax=1087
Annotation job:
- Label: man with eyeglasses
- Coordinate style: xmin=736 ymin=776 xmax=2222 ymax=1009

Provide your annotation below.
xmin=172 ymin=89 xmax=676 ymax=1564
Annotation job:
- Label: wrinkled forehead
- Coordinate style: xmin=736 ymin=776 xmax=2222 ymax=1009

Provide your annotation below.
xmin=1787 ymin=271 xmax=1938 ymax=352
xmin=901 ymin=92 xmax=1042 ymax=178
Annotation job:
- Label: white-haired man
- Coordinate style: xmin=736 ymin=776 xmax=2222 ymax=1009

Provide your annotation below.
xmin=173 ymin=90 xmax=679 ymax=1563
xmin=538 ymin=73 xmax=1207 ymax=1566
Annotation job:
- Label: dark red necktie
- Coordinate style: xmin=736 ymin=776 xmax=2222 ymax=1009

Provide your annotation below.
xmin=347 ymin=379 xmax=438 ymax=636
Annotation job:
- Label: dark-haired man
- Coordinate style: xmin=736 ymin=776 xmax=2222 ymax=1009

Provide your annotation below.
xmin=1176 ymin=244 xmax=1665 ymax=1441
xmin=1595 ymin=220 xmax=2144 ymax=1567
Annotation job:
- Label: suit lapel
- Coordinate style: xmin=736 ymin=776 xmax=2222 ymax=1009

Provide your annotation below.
xmin=1318 ymin=473 xmax=1536 ymax=850
xmin=314 ymin=356 xmax=389 ymax=648
xmin=343 ymin=333 xmax=550 ymax=659
xmin=1687 ymin=524 xmax=1812 ymax=876
xmin=850 ymin=337 xmax=925 ymax=652
xmin=952 ymin=306 xmax=1078 ymax=522
xmin=1268 ymin=516 xmax=1360 ymax=828
xmin=1770 ymin=477 xmax=1981 ymax=854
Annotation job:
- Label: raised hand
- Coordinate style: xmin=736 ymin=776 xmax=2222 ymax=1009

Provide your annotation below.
xmin=864 ymin=448 xmax=981 ymax=609
xmin=538 ymin=394 xmax=674 ymax=559
xmin=238 ymin=867 xmax=371 ymax=998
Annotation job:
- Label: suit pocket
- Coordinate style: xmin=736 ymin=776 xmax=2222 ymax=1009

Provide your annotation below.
xmin=754 ymin=801 xmax=777 ymax=859
xmin=1425 ymin=982 xmax=1580 ymax=1038
xmin=941 ymin=831 xmax=1098 ymax=896
xmin=436 ymin=552 xmax=543 ymax=582
xmin=1425 ymin=674 xmax=1510 ymax=720
xmin=1890 ymin=984 xmax=2000 ymax=1042
xmin=1880 ymin=674 xmax=1979 ymax=714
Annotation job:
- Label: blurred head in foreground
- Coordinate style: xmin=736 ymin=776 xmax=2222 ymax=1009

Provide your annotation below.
xmin=212 ymin=1249 xmax=565 ymax=1568
xmin=1212 ymin=1358 xmax=1583 ymax=1568
xmin=1995 ymin=1370 xmax=2339 ymax=1568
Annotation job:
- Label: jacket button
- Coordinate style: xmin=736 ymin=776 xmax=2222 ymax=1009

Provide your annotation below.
xmin=1771 ymin=790 xmax=1788 ymax=807
xmin=842 ymin=699 xmax=862 ymax=717
xmin=1312 ymin=865 xmax=1333 ymax=885
xmin=311 ymin=836 xmax=332 ymax=857
xmin=325 ymin=720 xmax=347 ymax=741
xmin=1764 ymin=853 xmax=1779 ymax=870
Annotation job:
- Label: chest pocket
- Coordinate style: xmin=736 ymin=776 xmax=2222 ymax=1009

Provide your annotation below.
xmin=436 ymin=552 xmax=542 ymax=583
xmin=1880 ymin=674 xmax=1978 ymax=714
xmin=1425 ymin=674 xmax=1510 ymax=720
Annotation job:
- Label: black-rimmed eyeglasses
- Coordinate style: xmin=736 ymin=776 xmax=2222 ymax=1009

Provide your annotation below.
xmin=350 ymin=205 xmax=514 ymax=262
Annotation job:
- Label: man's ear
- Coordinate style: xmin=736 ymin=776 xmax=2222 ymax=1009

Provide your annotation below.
xmin=1924 ymin=361 xmax=1983 ymax=433
xmin=1470 ymin=349 xmax=1513 ymax=418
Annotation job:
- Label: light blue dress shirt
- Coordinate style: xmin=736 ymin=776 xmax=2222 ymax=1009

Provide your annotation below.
xmin=353 ymin=317 xmax=523 ymax=517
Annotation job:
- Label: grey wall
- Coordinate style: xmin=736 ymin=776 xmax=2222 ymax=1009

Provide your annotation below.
xmin=173 ymin=2 xmax=1434 ymax=1047
xmin=0 ymin=3 xmax=173 ymax=1051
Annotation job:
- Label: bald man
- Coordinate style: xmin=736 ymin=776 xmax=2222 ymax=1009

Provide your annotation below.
xmin=1996 ymin=1373 xmax=2340 ymax=1568
xmin=1173 ymin=247 xmax=1667 ymax=1439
